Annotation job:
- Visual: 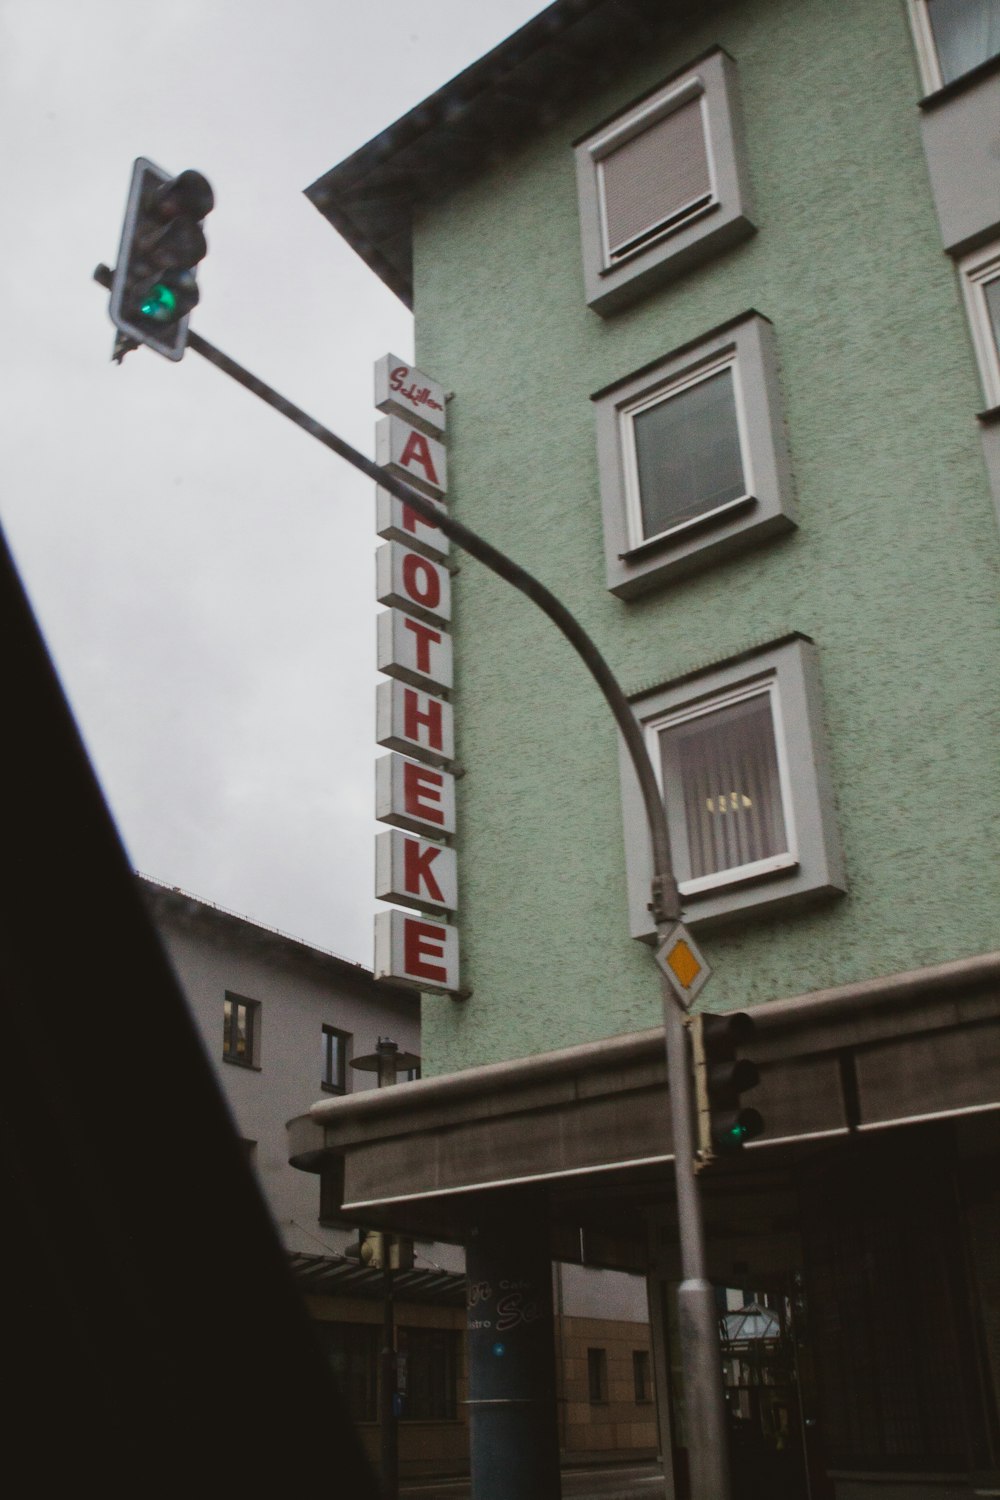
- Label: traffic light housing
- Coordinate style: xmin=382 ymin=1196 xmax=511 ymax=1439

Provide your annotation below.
xmin=349 ymin=1230 xmax=414 ymax=1273
xmin=108 ymin=158 xmax=214 ymax=361
xmin=692 ymin=1011 xmax=763 ymax=1166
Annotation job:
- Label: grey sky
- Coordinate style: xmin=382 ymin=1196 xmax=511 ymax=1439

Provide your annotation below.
xmin=2 ymin=0 xmax=543 ymax=963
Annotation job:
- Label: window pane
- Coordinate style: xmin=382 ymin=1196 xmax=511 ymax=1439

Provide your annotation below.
xmin=601 ymin=98 xmax=711 ymax=258
xmin=985 ymin=273 xmax=1000 ymax=357
xmin=398 ymin=1327 xmax=457 ymax=1420
xmin=632 ymin=367 xmax=745 ymax=540
xmin=588 ymin=1347 xmax=608 ymax=1403
xmin=659 ymin=692 xmax=787 ymax=881
xmin=927 ymin=0 xmax=1000 ymax=84
xmin=322 ymin=1027 xmax=345 ymax=1090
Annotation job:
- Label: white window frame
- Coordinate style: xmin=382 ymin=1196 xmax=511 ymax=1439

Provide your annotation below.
xmin=617 ymin=636 xmax=846 ymax=937
xmin=589 ymin=76 xmax=717 ymax=267
xmin=592 ymin=312 xmax=796 ymax=598
xmin=647 ymin=674 xmax=798 ymax=898
xmin=907 ymin=0 xmax=1000 ymax=94
xmin=618 ymin=349 xmax=754 ymax=554
xmin=959 ymin=240 xmax=1000 ymax=406
xmin=574 ymin=48 xmax=755 ymax=315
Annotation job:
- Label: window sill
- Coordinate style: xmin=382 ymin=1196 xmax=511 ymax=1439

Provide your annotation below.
xmin=977 ymin=403 xmax=1000 ymax=428
xmin=321 ymin=1082 xmax=347 ymax=1095
xmin=619 ymin=495 xmax=756 ymax=561
xmin=918 ymin=49 xmax=1000 ymax=110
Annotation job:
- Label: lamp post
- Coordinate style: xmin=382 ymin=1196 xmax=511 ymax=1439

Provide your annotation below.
xmin=92 ymin=270 xmax=732 ymax=1500
xmin=350 ymin=1038 xmax=420 ymax=1500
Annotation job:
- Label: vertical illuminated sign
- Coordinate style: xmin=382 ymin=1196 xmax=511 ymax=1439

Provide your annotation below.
xmin=372 ymin=356 xmax=460 ymax=997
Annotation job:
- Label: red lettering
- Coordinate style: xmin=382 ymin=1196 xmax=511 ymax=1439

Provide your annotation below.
xmin=404 ymin=617 xmax=442 ymax=674
xmin=402 ymin=502 xmax=438 ymax=535
xmin=403 ymin=761 xmax=444 ymax=824
xmin=399 ymin=429 xmax=440 ymax=486
xmin=403 ymin=688 xmax=443 ymax=751
xmin=402 ymin=551 xmax=442 ymax=610
xmin=403 ymin=918 xmax=448 ymax=983
xmin=403 ymin=838 xmax=445 ymax=903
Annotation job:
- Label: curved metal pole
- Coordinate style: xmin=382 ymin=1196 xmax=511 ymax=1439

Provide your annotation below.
xmin=93 ymin=272 xmax=729 ymax=1500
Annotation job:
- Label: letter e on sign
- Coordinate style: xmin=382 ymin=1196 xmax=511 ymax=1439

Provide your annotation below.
xmin=374 ymin=908 xmax=460 ymax=995
xmin=375 ymin=753 xmax=456 ymax=838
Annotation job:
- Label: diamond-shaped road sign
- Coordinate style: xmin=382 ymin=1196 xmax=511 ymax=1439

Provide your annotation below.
xmin=655 ymin=922 xmax=712 ymax=1008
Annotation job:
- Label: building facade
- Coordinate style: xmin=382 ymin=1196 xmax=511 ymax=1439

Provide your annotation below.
xmin=302 ymin=3 xmax=1000 ymax=1497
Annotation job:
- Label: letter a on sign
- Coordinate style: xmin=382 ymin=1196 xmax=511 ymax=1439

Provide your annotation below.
xmin=375 ymin=416 xmax=448 ymax=499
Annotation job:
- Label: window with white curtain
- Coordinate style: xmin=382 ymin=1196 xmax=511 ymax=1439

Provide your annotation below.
xmin=616 ymin=636 xmax=846 ymax=935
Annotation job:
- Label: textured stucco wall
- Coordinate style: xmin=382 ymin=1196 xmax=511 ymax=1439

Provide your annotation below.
xmin=410 ymin=0 xmax=1000 ymax=1072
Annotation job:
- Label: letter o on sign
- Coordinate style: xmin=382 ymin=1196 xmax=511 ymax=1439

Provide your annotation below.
xmin=402 ymin=552 xmax=442 ymax=611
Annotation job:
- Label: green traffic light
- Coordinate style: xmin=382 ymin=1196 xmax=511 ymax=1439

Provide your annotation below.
xmin=139 ymin=283 xmax=178 ymax=324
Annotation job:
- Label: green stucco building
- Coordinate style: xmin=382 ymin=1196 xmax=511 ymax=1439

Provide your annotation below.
xmin=300 ymin=4 xmax=1000 ymax=1495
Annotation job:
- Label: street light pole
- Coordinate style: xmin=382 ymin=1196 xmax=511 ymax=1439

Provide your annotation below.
xmin=92 ymin=268 xmax=731 ymax=1499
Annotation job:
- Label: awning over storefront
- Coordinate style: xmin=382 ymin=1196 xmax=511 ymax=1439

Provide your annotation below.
xmin=289 ymin=952 xmax=1000 ymax=1257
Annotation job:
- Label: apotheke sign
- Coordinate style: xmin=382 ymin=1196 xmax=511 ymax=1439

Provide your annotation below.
xmin=372 ymin=356 xmax=461 ymax=997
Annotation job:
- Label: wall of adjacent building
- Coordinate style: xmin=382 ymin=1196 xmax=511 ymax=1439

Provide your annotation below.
xmin=409 ymin=0 xmax=1000 ymax=1073
xmin=143 ymin=882 xmax=421 ymax=1254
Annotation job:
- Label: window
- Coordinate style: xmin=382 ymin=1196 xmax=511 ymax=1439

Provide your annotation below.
xmin=959 ymin=240 xmax=1000 ymax=405
xmin=397 ymin=1327 xmax=459 ymax=1421
xmin=593 ymin=313 xmax=795 ymax=597
xmin=575 ymin=49 xmax=755 ymax=314
xmin=587 ymin=1347 xmax=608 ymax=1404
xmin=618 ymin=636 xmax=845 ymax=935
xmin=313 ymin=1322 xmax=379 ymax=1423
xmin=222 ymin=992 xmax=260 ymax=1067
xmin=909 ymin=0 xmax=1000 ymax=93
xmin=633 ymin=1349 xmax=652 ymax=1404
xmin=321 ymin=1024 xmax=350 ymax=1094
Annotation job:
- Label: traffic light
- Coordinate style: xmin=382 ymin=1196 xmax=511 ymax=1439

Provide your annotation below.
xmin=348 ymin=1230 xmax=414 ymax=1272
xmin=691 ymin=1011 xmax=763 ymax=1166
xmin=108 ymin=158 xmax=214 ymax=361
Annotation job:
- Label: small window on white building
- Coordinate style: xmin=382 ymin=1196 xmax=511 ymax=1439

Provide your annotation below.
xmin=909 ymin=0 xmax=1000 ymax=93
xmin=618 ymin=636 xmax=846 ymax=935
xmin=574 ymin=49 xmax=755 ymax=314
xmin=593 ymin=313 xmax=795 ymax=597
xmin=959 ymin=240 xmax=1000 ymax=406
xmin=223 ymin=992 xmax=260 ymax=1068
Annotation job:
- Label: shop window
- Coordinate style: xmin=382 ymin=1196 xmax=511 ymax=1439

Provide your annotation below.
xmin=959 ymin=240 xmax=1000 ymax=406
xmin=574 ymin=49 xmax=755 ymax=314
xmin=397 ymin=1326 xmax=458 ymax=1421
xmin=588 ymin=1347 xmax=608 ymax=1404
xmin=909 ymin=0 xmax=1000 ymax=92
xmin=633 ymin=1349 xmax=652 ymax=1404
xmin=321 ymin=1024 xmax=350 ymax=1094
xmin=313 ymin=1322 xmax=379 ymax=1423
xmin=618 ymin=636 xmax=845 ymax=935
xmin=593 ymin=314 xmax=795 ymax=597
xmin=223 ymin=992 xmax=260 ymax=1068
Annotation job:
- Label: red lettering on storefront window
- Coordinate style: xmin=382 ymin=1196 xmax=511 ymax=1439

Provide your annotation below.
xmin=403 ymin=917 xmax=447 ymax=982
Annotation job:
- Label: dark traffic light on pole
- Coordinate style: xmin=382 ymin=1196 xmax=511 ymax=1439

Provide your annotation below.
xmin=108 ymin=158 xmax=214 ymax=362
xmin=691 ymin=1011 xmax=763 ymax=1167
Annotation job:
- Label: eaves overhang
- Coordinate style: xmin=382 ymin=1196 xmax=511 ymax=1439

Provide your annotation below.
xmin=304 ymin=0 xmax=689 ymax=306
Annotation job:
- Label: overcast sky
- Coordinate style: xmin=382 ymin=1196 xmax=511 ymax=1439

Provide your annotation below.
xmin=2 ymin=0 xmax=544 ymax=963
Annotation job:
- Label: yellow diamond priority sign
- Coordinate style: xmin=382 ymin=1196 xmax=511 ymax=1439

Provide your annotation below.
xmin=655 ymin=922 xmax=711 ymax=1008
